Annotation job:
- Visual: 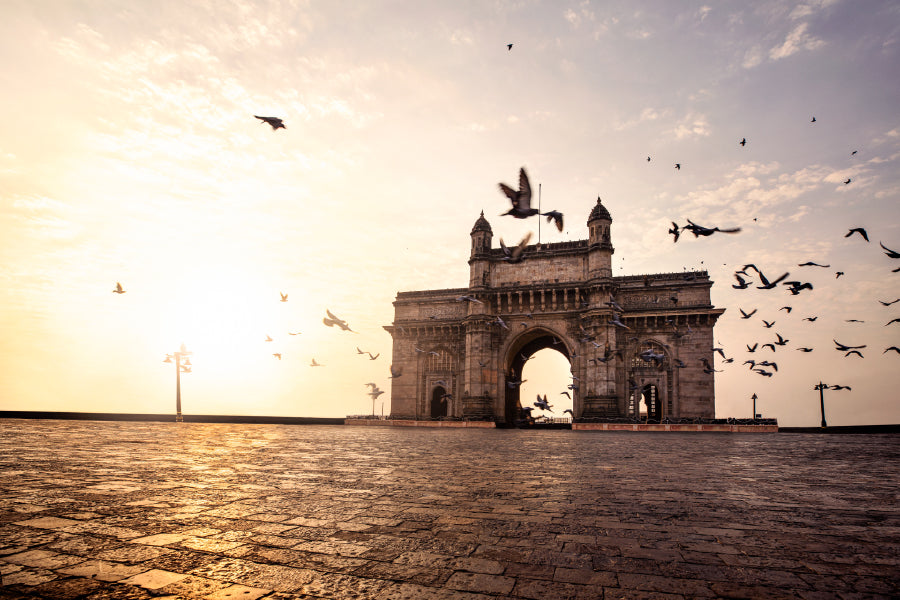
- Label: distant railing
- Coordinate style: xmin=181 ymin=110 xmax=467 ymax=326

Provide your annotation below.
xmin=575 ymin=417 xmax=778 ymax=425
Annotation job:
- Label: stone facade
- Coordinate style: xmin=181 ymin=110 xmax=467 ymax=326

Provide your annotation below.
xmin=384 ymin=198 xmax=724 ymax=424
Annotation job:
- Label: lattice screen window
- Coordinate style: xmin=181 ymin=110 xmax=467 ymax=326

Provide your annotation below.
xmin=631 ymin=340 xmax=668 ymax=369
xmin=425 ymin=349 xmax=454 ymax=371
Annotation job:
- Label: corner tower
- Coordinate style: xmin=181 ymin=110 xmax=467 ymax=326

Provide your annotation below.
xmin=469 ymin=211 xmax=493 ymax=288
xmin=587 ymin=197 xmax=614 ymax=279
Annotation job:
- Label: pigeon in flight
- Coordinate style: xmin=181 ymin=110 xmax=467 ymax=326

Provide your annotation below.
xmin=798 ymin=261 xmax=830 ymax=268
xmin=811 ymin=116 xmax=816 ymax=122
xmin=683 ymin=219 xmax=741 ymax=238
xmin=310 ymin=358 xmax=323 ymax=367
xmin=845 ymin=227 xmax=869 ymax=242
xmin=389 ymin=364 xmax=403 ymax=378
xmin=886 ymin=318 xmax=900 ymax=326
xmin=544 ymin=210 xmax=564 ymax=232
xmin=739 ymin=138 xmax=746 ymax=146
xmin=113 ymin=282 xmax=126 ymax=294
xmin=499 ymin=232 xmax=532 ymax=264
xmin=288 ymin=331 xmax=302 ymax=335
xmin=732 ymin=273 xmax=750 ymax=289
xmin=880 ymin=242 xmax=900 ymax=259
xmin=780 ymin=306 xmax=792 ymax=313
xmin=265 ymin=335 xmax=273 ymax=342
xmin=455 ymin=295 xmax=483 ymax=304
xmin=784 ymin=281 xmax=813 ymax=295
xmin=499 ymin=167 xmax=538 ymax=219
xmin=830 ymin=385 xmax=851 ymax=391
xmin=746 ymin=343 xmax=758 ymax=353
xmin=668 ymin=222 xmax=681 ymax=243
xmin=878 ymin=298 xmax=900 ymax=306
xmin=280 ymin=292 xmax=288 ymax=302
xmin=756 ymin=269 xmax=789 ymax=290
xmin=884 ymin=346 xmax=900 ymax=354
xmin=834 ymin=339 xmax=866 ymax=352
xmin=323 ymin=309 xmax=355 ymax=332
xmin=675 ymin=163 xmax=681 ymax=170
xmin=507 ymin=43 xmax=513 ymax=51
xmin=797 ymin=347 xmax=814 ymax=353
xmin=843 ymin=178 xmax=852 ymax=185
xmin=273 ymin=353 xmax=282 ymax=360
xmin=255 ymin=115 xmax=285 ymax=130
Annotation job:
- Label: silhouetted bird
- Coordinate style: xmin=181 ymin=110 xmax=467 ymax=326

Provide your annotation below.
xmin=774 ymin=333 xmax=789 ymax=346
xmin=757 ymin=269 xmax=789 ymax=290
xmin=797 ymin=347 xmax=814 ymax=352
xmin=684 ymin=219 xmax=741 ymax=238
xmin=780 ymin=306 xmax=792 ymax=313
xmin=280 ymin=292 xmax=288 ymax=302
xmin=112 ymin=282 xmax=127 ymax=295
xmin=830 ymin=385 xmax=851 ymax=391
xmin=455 ymin=295 xmax=483 ymax=304
xmin=885 ymin=346 xmax=900 ymax=354
xmin=845 ymin=227 xmax=869 ymax=241
xmin=798 ymin=261 xmax=830 ymax=267
xmin=851 ymin=150 xmax=858 ymax=156
xmin=811 ymin=116 xmax=816 ymax=122
xmin=740 ymin=138 xmax=746 ymax=146
xmin=762 ymin=320 xmax=775 ymax=328
xmin=784 ymin=281 xmax=813 ymax=295
xmin=273 ymin=353 xmax=281 ymax=360
xmin=389 ymin=364 xmax=403 ymax=378
xmin=733 ymin=273 xmax=750 ymax=289
xmin=507 ymin=43 xmax=513 ymax=50
xmin=310 ymin=358 xmax=323 ymax=367
xmin=499 ymin=167 xmax=538 ymax=219
xmin=761 ymin=343 xmax=776 ymax=352
xmin=880 ymin=242 xmax=900 ymax=259
xmin=835 ymin=271 xmax=844 ymax=278
xmin=843 ymin=178 xmax=852 ymax=185
xmin=675 ymin=163 xmax=681 ymax=170
xmin=255 ymin=115 xmax=285 ymax=130
xmin=886 ymin=318 xmax=900 ymax=326
xmin=499 ymin=232 xmax=532 ymax=264
xmin=844 ymin=350 xmax=864 ymax=358
xmin=647 ymin=156 xmax=651 ymax=162
xmin=746 ymin=343 xmax=758 ymax=353
xmin=544 ymin=210 xmax=564 ymax=232
xmin=803 ymin=316 xmax=818 ymax=322
xmin=740 ymin=308 xmax=757 ymax=319
xmin=834 ymin=339 xmax=866 ymax=352
xmin=879 ymin=298 xmax=900 ymax=306
xmin=668 ymin=222 xmax=681 ymax=243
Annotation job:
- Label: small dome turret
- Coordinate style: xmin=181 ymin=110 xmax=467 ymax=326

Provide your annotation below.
xmin=588 ymin=197 xmax=612 ymax=223
xmin=471 ymin=211 xmax=493 ymax=234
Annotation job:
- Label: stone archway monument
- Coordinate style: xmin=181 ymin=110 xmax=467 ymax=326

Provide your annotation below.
xmin=384 ymin=198 xmax=725 ymax=424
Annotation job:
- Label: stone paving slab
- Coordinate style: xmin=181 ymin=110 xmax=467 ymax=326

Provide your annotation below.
xmin=0 ymin=419 xmax=899 ymax=599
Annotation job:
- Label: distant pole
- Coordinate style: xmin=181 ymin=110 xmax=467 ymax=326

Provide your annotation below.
xmin=538 ymin=183 xmax=542 ymax=244
xmin=175 ymin=354 xmax=182 ymax=422
xmin=751 ymin=393 xmax=757 ymax=420
xmin=814 ymin=382 xmax=828 ymax=428
xmin=165 ymin=344 xmax=192 ymax=423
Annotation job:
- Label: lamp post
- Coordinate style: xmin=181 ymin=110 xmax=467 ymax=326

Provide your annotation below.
xmin=813 ymin=382 xmax=828 ymax=428
xmin=751 ymin=393 xmax=758 ymax=420
xmin=164 ymin=343 xmax=192 ymax=422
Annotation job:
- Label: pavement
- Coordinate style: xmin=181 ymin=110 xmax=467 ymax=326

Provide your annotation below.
xmin=0 ymin=419 xmax=898 ymax=599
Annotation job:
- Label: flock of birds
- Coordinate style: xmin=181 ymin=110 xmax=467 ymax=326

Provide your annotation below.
xmin=114 ymin=109 xmax=896 ymax=421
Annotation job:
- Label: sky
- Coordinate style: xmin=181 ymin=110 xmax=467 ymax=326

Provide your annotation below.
xmin=1 ymin=0 xmax=898 ymax=427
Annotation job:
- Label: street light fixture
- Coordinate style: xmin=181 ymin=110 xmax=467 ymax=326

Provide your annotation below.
xmin=164 ymin=343 xmax=193 ymax=422
xmin=813 ymin=382 xmax=828 ymax=428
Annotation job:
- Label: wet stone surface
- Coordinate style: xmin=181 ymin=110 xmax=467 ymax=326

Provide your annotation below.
xmin=0 ymin=419 xmax=898 ymax=599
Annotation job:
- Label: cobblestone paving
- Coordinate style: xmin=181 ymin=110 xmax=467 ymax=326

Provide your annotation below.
xmin=1 ymin=419 xmax=898 ymax=599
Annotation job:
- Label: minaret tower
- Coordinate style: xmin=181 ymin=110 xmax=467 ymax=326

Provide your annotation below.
xmin=468 ymin=211 xmax=493 ymax=288
xmin=587 ymin=197 xmax=614 ymax=279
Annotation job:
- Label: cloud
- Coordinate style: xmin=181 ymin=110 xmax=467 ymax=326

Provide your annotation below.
xmin=769 ymin=22 xmax=825 ymax=61
xmin=666 ymin=112 xmax=711 ymax=140
xmin=613 ymin=107 xmax=665 ymax=131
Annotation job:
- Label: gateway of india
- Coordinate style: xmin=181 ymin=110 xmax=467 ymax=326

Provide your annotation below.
xmin=384 ymin=198 xmax=724 ymax=425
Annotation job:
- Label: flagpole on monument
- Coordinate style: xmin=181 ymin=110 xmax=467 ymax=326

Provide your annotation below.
xmin=538 ymin=183 xmax=541 ymax=244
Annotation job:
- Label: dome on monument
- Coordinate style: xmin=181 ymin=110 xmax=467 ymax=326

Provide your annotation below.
xmin=471 ymin=211 xmax=493 ymax=234
xmin=588 ymin=197 xmax=612 ymax=222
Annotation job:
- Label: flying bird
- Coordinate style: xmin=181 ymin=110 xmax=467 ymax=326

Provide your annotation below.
xmin=835 ymin=271 xmax=844 ymax=278
xmin=779 ymin=306 xmax=792 ymax=313
xmin=683 ymin=219 xmax=741 ymax=238
xmin=798 ymin=262 xmax=830 ymax=268
xmin=255 ymin=115 xmax=285 ymax=130
xmin=811 ymin=116 xmax=816 ymax=122
xmin=280 ymin=292 xmax=288 ymax=302
xmin=323 ymin=309 xmax=355 ymax=332
xmin=746 ymin=343 xmax=758 ymax=353
xmin=884 ymin=346 xmax=900 ymax=354
xmin=732 ymin=273 xmax=750 ymax=289
xmin=113 ymin=282 xmax=126 ymax=294
xmin=844 ymin=350 xmax=864 ymax=358
xmin=845 ymin=227 xmax=869 ymax=242
xmin=389 ymin=364 xmax=403 ymax=378
xmin=507 ymin=43 xmax=513 ymax=50
xmin=668 ymin=222 xmax=681 ymax=243
xmin=499 ymin=167 xmax=538 ymax=219
xmin=843 ymin=178 xmax=852 ymax=185
xmin=757 ymin=269 xmax=789 ymax=290
xmin=310 ymin=358 xmax=323 ymax=367
xmin=784 ymin=281 xmax=813 ymax=295
xmin=739 ymin=138 xmax=746 ymax=146
xmin=543 ymin=210 xmax=564 ymax=232
xmin=740 ymin=308 xmax=757 ymax=319
xmin=834 ymin=339 xmax=866 ymax=352
xmin=499 ymin=232 xmax=532 ymax=264
xmin=265 ymin=335 xmax=273 ymax=342
xmin=878 ymin=298 xmax=900 ymax=306
xmin=273 ymin=353 xmax=282 ymax=360
xmin=288 ymin=331 xmax=302 ymax=336
xmin=886 ymin=318 xmax=900 ymax=326
xmin=675 ymin=163 xmax=681 ymax=170
xmin=879 ymin=242 xmax=900 ymax=259
xmin=762 ymin=320 xmax=775 ymax=328
xmin=830 ymin=385 xmax=851 ymax=391
xmin=797 ymin=347 xmax=814 ymax=353
xmin=455 ymin=295 xmax=483 ymax=304
xmin=803 ymin=316 xmax=818 ymax=322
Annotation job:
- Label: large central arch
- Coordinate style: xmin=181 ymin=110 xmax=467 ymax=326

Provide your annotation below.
xmin=502 ymin=328 xmax=572 ymax=425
